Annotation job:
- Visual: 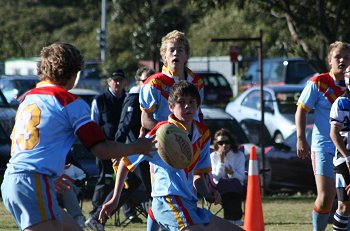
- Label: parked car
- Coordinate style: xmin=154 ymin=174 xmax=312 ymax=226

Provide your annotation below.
xmin=0 ymin=75 xmax=39 ymax=107
xmin=225 ymin=85 xmax=314 ymax=144
xmin=264 ymin=124 xmax=315 ymax=193
xmin=196 ymin=71 xmax=233 ymax=107
xmin=241 ymin=57 xmax=316 ymax=91
xmin=0 ymin=88 xmax=16 ymax=136
xmin=0 ymin=122 xmax=11 ymax=184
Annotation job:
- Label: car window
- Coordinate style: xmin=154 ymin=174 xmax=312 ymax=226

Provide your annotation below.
xmin=241 ymin=90 xmax=260 ymax=110
xmin=269 ymin=62 xmax=284 ymax=83
xmin=264 ymin=91 xmax=274 ymax=112
xmin=275 ymin=91 xmax=301 ymax=114
xmin=204 ymin=118 xmax=249 ymax=144
xmin=286 ymin=61 xmax=315 ymax=83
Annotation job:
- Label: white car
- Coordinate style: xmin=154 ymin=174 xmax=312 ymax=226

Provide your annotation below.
xmin=225 ymin=85 xmax=313 ymax=144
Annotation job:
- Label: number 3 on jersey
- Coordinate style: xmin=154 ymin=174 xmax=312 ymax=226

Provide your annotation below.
xmin=15 ymin=104 xmax=41 ymax=150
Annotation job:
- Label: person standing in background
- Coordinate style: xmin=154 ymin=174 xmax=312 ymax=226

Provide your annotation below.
xmin=86 ymin=69 xmax=127 ymax=229
xmin=139 ymin=30 xmax=204 ymax=132
xmin=296 ymin=41 xmax=350 ymax=231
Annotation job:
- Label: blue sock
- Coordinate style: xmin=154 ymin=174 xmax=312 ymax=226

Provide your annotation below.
xmin=333 ymin=210 xmax=349 ymax=231
xmin=312 ymin=209 xmax=330 ymax=231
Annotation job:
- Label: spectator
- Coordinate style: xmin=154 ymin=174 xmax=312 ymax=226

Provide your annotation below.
xmin=115 ymin=66 xmax=155 ymax=223
xmin=210 ymin=128 xmax=245 ymax=226
xmin=85 ymin=67 xmax=155 ymax=230
xmin=86 ymin=69 xmax=127 ymax=229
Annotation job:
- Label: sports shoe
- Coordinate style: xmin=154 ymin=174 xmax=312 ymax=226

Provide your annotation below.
xmin=74 ymin=215 xmax=86 ymax=228
xmin=234 ymin=219 xmax=244 ymax=226
xmin=128 ymin=215 xmax=143 ymax=224
xmin=85 ymin=217 xmax=105 ymax=231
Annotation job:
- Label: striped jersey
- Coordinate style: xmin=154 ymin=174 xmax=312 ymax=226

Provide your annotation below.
xmin=139 ymin=65 xmax=204 ymax=122
xmin=330 ymin=94 xmax=350 ymax=167
xmin=7 ymin=82 xmax=105 ymax=178
xmin=297 ymin=73 xmax=344 ymax=152
xmin=123 ymin=114 xmax=212 ymax=202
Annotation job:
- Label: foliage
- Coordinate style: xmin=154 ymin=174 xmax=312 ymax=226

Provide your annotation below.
xmin=2 ymin=0 xmax=350 ymax=74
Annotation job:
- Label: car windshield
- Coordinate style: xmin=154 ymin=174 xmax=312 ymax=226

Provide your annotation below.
xmin=274 ymin=91 xmax=301 ymax=114
xmin=204 ymin=118 xmax=249 ymax=144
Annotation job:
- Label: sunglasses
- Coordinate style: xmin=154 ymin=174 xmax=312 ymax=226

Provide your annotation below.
xmin=217 ymin=140 xmax=230 ymax=146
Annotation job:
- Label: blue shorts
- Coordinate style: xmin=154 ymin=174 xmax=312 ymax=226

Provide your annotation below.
xmin=311 ymin=151 xmax=335 ymax=178
xmin=1 ymin=170 xmax=61 ymax=230
xmin=152 ymin=196 xmax=212 ymax=231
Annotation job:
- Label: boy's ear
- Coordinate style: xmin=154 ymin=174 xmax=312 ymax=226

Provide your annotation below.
xmin=169 ymin=104 xmax=174 ymax=113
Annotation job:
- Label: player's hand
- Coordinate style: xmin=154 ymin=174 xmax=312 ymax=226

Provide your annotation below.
xmin=98 ymin=200 xmax=118 ymax=224
xmin=54 ymin=174 xmax=74 ymax=194
xmin=134 ymin=137 xmax=157 ymax=157
xmin=296 ymin=137 xmax=311 ymax=159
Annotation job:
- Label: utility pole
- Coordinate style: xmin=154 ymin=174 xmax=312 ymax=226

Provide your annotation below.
xmin=211 ymin=30 xmax=268 ymax=194
xmin=100 ymin=0 xmax=107 ymax=62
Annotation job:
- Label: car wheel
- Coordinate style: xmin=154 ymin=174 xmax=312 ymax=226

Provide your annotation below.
xmin=273 ymin=132 xmax=284 ymax=143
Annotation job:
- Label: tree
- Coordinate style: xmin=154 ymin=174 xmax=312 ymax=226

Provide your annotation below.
xmin=190 ymin=0 xmax=350 ymax=73
xmin=110 ymin=0 xmax=195 ymax=71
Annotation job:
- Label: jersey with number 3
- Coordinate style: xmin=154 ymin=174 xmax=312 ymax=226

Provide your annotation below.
xmin=8 ymin=82 xmax=101 ymax=178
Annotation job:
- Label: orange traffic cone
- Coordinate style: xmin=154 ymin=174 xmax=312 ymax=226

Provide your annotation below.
xmin=244 ymin=145 xmax=264 ymax=231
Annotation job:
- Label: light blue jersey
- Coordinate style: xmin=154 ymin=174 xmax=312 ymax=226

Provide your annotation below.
xmin=8 ymin=83 xmax=94 ymax=178
xmin=297 ymin=73 xmax=344 ymax=153
xmin=123 ymin=114 xmax=212 ymax=202
xmin=139 ymin=65 xmax=204 ymax=123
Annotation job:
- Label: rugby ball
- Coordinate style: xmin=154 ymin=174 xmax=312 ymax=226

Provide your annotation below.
xmin=156 ymin=123 xmax=193 ymax=169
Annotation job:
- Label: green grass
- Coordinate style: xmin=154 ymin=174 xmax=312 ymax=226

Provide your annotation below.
xmin=0 ymin=195 xmax=335 ymax=230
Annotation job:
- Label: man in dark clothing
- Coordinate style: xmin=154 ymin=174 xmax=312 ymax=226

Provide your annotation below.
xmin=85 ymin=67 xmax=154 ymax=231
xmin=86 ymin=69 xmax=127 ymax=231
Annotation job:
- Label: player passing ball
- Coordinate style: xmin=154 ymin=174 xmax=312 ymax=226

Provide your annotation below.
xmin=0 ymin=42 xmax=154 ymax=231
xmin=99 ymin=81 xmax=243 ymax=231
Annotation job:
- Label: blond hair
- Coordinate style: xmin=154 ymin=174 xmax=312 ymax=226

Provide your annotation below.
xmin=160 ymin=30 xmax=190 ymax=65
xmin=328 ymin=41 xmax=350 ymax=61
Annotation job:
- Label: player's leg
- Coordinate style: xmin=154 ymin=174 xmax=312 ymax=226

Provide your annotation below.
xmin=60 ymin=208 xmax=83 ymax=231
xmin=311 ymin=151 xmax=336 ymax=231
xmin=333 ymin=163 xmax=350 ymax=231
xmin=1 ymin=172 xmax=62 ymax=231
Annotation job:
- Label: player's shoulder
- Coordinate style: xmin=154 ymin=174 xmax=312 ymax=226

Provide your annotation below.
xmin=144 ymin=72 xmax=174 ymax=88
xmin=309 ymin=72 xmax=332 ymax=84
xmin=25 ymin=86 xmax=78 ymax=106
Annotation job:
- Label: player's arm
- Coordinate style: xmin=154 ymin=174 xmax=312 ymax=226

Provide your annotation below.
xmin=330 ymin=124 xmax=350 ymax=161
xmin=98 ymin=160 xmax=129 ymax=223
xmin=77 ymin=121 xmax=154 ymax=160
xmin=141 ymin=110 xmax=158 ymax=131
xmin=295 ymin=106 xmax=310 ymax=159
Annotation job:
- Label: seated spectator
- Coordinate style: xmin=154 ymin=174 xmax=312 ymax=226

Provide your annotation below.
xmin=57 ymin=155 xmax=87 ymax=228
xmin=210 ymin=128 xmax=246 ymax=226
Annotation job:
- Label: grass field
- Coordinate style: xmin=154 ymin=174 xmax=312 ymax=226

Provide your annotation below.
xmin=0 ymin=194 xmax=336 ymax=231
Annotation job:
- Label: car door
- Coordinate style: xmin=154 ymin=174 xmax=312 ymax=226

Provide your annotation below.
xmin=266 ymin=126 xmax=315 ymax=191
